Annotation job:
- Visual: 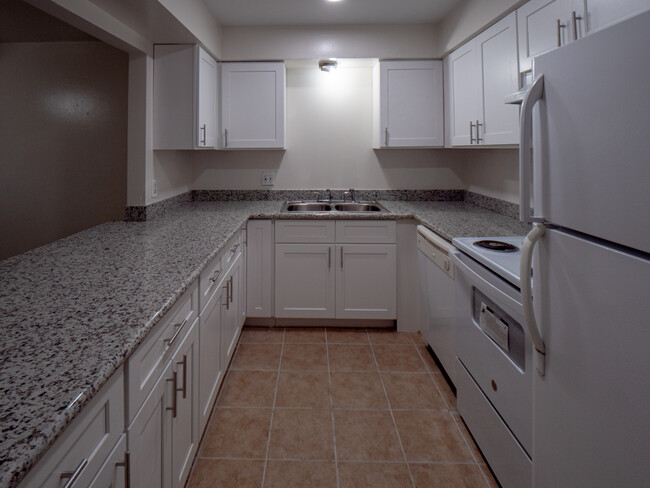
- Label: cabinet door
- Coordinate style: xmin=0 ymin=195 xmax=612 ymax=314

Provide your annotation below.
xmin=572 ymin=0 xmax=650 ymax=38
xmin=88 ymin=435 xmax=127 ymax=488
xmin=275 ymin=244 xmax=335 ymax=318
xmin=517 ymin=0 xmax=571 ymax=72
xmin=198 ymin=286 xmax=225 ymax=432
xmin=221 ymin=62 xmax=286 ymax=149
xmin=378 ymin=61 xmax=444 ymax=147
xmin=221 ymin=257 xmax=241 ymax=371
xmin=447 ymin=42 xmax=479 ymax=146
xmin=196 ymin=47 xmax=217 ymax=148
xmin=247 ymin=220 xmax=274 ymax=317
xmin=128 ymin=362 xmax=172 ymax=488
xmin=170 ymin=319 xmax=199 ymax=488
xmin=476 ymin=12 xmax=520 ymax=145
xmin=336 ymin=244 xmax=396 ymax=320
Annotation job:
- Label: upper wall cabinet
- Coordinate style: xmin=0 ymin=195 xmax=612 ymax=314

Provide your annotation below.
xmin=221 ymin=62 xmax=286 ymax=149
xmin=517 ymin=0 xmax=649 ymax=72
xmin=154 ymin=45 xmax=218 ymax=149
xmin=372 ymin=60 xmax=444 ymax=148
xmin=446 ymin=12 xmax=520 ymax=147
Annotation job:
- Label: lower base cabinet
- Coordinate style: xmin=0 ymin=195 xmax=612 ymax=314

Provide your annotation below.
xmin=128 ymin=319 xmax=199 ymax=488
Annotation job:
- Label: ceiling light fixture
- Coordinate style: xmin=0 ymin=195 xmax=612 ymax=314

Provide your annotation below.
xmin=318 ymin=59 xmax=338 ymax=72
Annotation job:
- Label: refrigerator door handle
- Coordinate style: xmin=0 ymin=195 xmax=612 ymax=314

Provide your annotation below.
xmin=521 ymin=223 xmax=546 ymax=376
xmin=519 ymin=74 xmax=544 ymax=223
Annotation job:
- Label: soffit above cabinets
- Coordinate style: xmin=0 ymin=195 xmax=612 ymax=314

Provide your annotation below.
xmin=203 ymin=0 xmax=462 ymax=26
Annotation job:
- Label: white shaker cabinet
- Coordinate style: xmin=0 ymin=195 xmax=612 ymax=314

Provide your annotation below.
xmin=517 ymin=0 xmax=572 ymax=73
xmin=153 ymin=45 xmax=218 ymax=149
xmin=221 ymin=62 xmax=286 ymax=149
xmin=336 ymin=244 xmax=396 ymax=319
xmin=570 ymin=0 xmax=650 ymax=39
xmin=447 ymin=12 xmax=520 ymax=146
xmin=275 ymin=244 xmax=336 ymax=319
xmin=373 ymin=60 xmax=444 ymax=148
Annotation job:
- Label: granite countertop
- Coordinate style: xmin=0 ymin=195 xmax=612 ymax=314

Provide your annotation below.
xmin=0 ymin=199 xmax=529 ymax=488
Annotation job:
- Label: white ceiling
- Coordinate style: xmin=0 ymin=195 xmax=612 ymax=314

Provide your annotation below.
xmin=203 ymin=0 xmax=462 ymax=26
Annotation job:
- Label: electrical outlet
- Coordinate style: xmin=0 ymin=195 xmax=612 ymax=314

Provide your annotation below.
xmin=152 ymin=179 xmax=158 ymax=198
xmin=261 ymin=171 xmax=275 ymax=186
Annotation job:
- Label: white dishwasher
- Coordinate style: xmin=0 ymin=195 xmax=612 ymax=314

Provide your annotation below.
xmin=416 ymin=225 xmax=457 ymax=385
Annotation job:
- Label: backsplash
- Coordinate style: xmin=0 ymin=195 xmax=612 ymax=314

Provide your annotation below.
xmin=125 ymin=189 xmax=519 ymax=221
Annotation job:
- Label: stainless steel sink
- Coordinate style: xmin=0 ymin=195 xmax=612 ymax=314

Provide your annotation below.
xmin=333 ymin=203 xmax=383 ymax=212
xmin=285 ymin=202 xmax=332 ymax=212
xmin=282 ymin=201 xmax=387 ymax=213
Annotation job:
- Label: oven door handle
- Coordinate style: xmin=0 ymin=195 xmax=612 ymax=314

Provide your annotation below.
xmin=451 ymin=251 xmax=523 ymax=321
xmin=521 ymin=223 xmax=546 ymax=376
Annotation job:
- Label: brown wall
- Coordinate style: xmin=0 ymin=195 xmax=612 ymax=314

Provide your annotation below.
xmin=0 ymin=41 xmax=128 ymax=260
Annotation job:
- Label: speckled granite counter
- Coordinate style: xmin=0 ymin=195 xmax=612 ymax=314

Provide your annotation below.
xmin=0 ymin=199 xmax=529 ymax=488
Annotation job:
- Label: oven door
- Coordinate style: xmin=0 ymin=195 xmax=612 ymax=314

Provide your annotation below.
xmin=451 ymin=249 xmax=532 ymax=454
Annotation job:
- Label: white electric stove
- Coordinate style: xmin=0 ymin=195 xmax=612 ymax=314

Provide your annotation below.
xmin=452 ymin=236 xmax=525 ymax=289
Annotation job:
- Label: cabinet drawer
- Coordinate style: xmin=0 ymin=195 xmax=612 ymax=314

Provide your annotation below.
xmin=221 ymin=231 xmax=242 ymax=272
xmin=199 ymin=253 xmax=224 ymax=315
xmin=18 ymin=369 xmax=125 ymax=488
xmin=275 ymin=220 xmax=335 ymax=243
xmin=336 ymin=220 xmax=396 ymax=243
xmin=456 ymin=360 xmax=531 ymax=488
xmin=127 ymin=280 xmax=198 ymax=423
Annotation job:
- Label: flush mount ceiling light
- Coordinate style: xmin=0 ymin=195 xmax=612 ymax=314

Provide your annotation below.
xmin=326 ymin=0 xmax=343 ymax=2
xmin=318 ymin=59 xmax=338 ymax=72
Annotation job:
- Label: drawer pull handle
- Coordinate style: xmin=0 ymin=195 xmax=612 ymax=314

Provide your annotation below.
xmin=164 ymin=318 xmax=188 ymax=350
xmin=210 ymin=267 xmax=223 ymax=284
xmin=176 ymin=355 xmax=187 ymax=399
xmin=115 ymin=451 xmax=131 ymax=488
xmin=230 ymin=243 xmax=240 ymax=254
xmin=166 ymin=371 xmax=178 ymax=418
xmin=491 ymin=379 xmax=497 ymax=391
xmin=60 ymin=458 xmax=88 ymax=488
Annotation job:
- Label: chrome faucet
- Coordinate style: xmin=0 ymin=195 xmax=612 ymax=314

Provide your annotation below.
xmin=343 ymin=188 xmax=356 ymax=202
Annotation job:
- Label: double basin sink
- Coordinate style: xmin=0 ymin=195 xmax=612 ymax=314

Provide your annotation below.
xmin=283 ymin=201 xmax=388 ymax=213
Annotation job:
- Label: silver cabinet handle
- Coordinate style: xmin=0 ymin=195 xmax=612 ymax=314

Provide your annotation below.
xmin=340 ymin=247 xmax=344 ymax=268
xmin=164 ymin=318 xmax=188 ymax=350
xmin=230 ymin=243 xmax=240 ymax=254
xmin=328 ymin=247 xmax=331 ymax=269
xmin=572 ymin=11 xmax=583 ymax=41
xmin=166 ymin=371 xmax=178 ymax=418
xmin=557 ymin=19 xmax=566 ymax=47
xmin=384 ymin=128 xmax=389 ymax=147
xmin=60 ymin=458 xmax=88 ymax=488
xmin=210 ymin=267 xmax=222 ymax=284
xmin=469 ymin=121 xmax=475 ymax=144
xmin=200 ymin=124 xmax=206 ymax=145
xmin=176 ymin=354 xmax=187 ymax=399
xmin=223 ymin=283 xmax=229 ymax=310
xmin=229 ymin=276 xmax=234 ymax=304
xmin=224 ymin=128 xmax=229 ymax=147
xmin=116 ymin=451 xmax=131 ymax=488
xmin=476 ymin=120 xmax=483 ymax=143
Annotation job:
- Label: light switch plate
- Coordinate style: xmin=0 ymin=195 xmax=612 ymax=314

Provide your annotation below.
xmin=261 ymin=171 xmax=275 ymax=186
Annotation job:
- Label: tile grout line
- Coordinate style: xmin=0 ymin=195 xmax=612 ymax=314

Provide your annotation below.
xmin=324 ymin=328 xmax=341 ymax=488
xmin=260 ymin=327 xmax=286 ymax=487
xmin=412 ymin=334 xmax=493 ymax=487
xmin=368 ymin=339 xmax=417 ymax=488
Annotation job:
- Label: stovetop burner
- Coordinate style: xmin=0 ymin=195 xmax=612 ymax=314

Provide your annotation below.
xmin=473 ymin=240 xmax=519 ymax=252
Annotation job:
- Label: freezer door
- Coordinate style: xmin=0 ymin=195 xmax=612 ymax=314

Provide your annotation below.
xmin=531 ymin=11 xmax=650 ymax=254
xmin=532 ymin=229 xmax=650 ymax=487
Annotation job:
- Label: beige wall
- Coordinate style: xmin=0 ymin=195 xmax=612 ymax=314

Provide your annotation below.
xmin=190 ymin=62 xmax=465 ymax=191
xmin=462 ymin=149 xmax=519 ymax=203
xmin=435 ymin=0 xmax=523 ymax=55
xmin=221 ymin=24 xmax=438 ymax=61
xmin=0 ymin=41 xmax=128 ymax=260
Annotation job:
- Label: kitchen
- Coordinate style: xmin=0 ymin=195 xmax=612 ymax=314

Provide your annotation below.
xmin=1 ymin=0 xmax=649 ymax=487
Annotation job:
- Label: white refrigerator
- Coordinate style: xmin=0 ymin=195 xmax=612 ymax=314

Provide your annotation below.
xmin=518 ymin=11 xmax=650 ymax=488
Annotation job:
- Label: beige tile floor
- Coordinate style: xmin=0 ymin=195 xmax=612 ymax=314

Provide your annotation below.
xmin=187 ymin=327 xmax=499 ymax=488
